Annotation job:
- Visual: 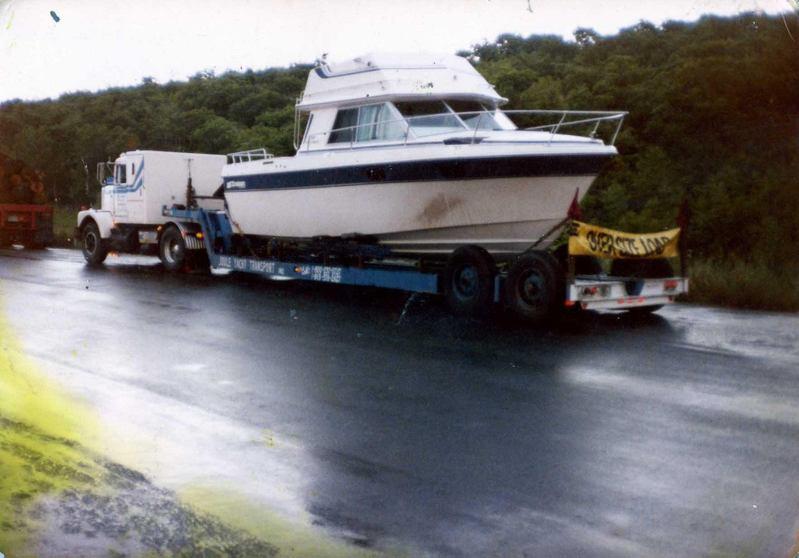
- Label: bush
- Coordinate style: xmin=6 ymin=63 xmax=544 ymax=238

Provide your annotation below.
xmin=685 ymin=259 xmax=799 ymax=312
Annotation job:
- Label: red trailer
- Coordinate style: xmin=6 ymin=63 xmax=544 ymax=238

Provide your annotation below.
xmin=0 ymin=204 xmax=54 ymax=249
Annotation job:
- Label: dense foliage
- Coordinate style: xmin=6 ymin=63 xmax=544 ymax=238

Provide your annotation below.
xmin=1 ymin=12 xmax=796 ymax=265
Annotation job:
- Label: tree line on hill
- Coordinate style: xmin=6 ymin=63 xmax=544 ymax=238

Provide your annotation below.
xmin=0 ymin=12 xmax=796 ymax=266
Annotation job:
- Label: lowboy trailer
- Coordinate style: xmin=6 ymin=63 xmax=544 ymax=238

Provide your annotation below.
xmin=77 ymin=150 xmax=687 ymax=324
xmin=109 ymin=204 xmax=687 ymax=323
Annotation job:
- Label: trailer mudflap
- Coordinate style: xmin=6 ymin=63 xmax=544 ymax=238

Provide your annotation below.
xmin=567 ymin=276 xmax=689 ymax=310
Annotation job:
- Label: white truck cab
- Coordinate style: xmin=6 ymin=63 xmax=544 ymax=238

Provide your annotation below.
xmin=77 ymin=150 xmax=226 ymax=265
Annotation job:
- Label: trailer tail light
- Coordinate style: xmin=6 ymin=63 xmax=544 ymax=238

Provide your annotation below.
xmin=195 ymin=232 xmax=203 ymax=239
xmin=664 ymin=279 xmax=679 ymax=292
xmin=580 ymin=285 xmax=610 ymax=298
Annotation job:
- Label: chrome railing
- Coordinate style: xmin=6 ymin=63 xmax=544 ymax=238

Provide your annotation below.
xmin=505 ymin=109 xmax=627 ymax=145
xmin=226 ymin=148 xmax=274 ymax=164
xmin=302 ymin=109 xmax=627 ymax=151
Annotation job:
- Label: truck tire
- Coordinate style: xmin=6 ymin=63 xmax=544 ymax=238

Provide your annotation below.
xmin=159 ymin=226 xmax=187 ymax=272
xmin=504 ymin=251 xmax=562 ymax=325
xmin=443 ymin=245 xmax=496 ymax=317
xmin=81 ymin=221 xmax=108 ymax=265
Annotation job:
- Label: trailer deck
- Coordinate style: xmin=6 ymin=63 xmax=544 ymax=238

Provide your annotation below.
xmin=162 ymin=205 xmax=687 ymax=314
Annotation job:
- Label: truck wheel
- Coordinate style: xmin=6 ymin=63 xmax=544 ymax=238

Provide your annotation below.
xmin=159 ymin=226 xmax=187 ymax=272
xmin=81 ymin=221 xmax=108 ymax=265
xmin=504 ymin=251 xmax=562 ymax=324
xmin=444 ymin=245 xmax=496 ymax=317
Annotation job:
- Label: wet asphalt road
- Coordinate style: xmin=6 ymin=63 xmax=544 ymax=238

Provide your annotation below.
xmin=2 ymin=247 xmax=799 ymax=557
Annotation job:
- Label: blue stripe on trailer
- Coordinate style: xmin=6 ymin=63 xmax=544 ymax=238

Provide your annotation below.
xmin=213 ymin=254 xmax=439 ymax=294
xmin=162 ymin=206 xmax=440 ymax=295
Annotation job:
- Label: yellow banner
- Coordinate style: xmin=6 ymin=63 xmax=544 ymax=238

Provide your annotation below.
xmin=568 ymin=221 xmax=680 ymax=259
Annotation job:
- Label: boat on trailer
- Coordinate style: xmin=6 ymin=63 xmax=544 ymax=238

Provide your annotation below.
xmin=222 ymin=53 xmax=625 ymax=260
xmin=77 ymin=54 xmax=688 ymax=323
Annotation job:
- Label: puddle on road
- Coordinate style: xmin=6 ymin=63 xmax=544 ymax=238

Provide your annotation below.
xmin=0 ymin=294 xmax=372 ymax=557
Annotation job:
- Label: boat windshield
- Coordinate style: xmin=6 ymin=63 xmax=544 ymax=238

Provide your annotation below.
xmin=444 ymin=100 xmax=502 ymax=131
xmin=394 ymin=100 xmax=503 ymax=137
xmin=394 ymin=101 xmax=465 ymax=138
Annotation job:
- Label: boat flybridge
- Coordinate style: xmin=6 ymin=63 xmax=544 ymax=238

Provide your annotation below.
xmin=222 ymin=53 xmax=626 ymax=259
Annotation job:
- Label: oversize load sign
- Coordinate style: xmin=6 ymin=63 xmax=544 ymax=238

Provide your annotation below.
xmin=568 ymin=221 xmax=680 ymax=259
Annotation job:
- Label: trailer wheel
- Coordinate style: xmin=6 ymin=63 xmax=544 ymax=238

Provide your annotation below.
xmin=159 ymin=226 xmax=187 ymax=272
xmin=444 ymin=245 xmax=496 ymax=317
xmin=81 ymin=221 xmax=108 ymax=265
xmin=504 ymin=251 xmax=562 ymax=324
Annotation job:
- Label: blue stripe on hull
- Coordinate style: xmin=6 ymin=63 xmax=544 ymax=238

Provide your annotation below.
xmin=224 ymin=153 xmax=612 ymax=192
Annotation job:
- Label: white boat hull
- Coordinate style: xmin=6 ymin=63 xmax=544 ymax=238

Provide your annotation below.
xmin=224 ymin=174 xmax=595 ymax=256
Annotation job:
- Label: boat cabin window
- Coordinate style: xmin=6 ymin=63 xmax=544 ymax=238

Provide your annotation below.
xmin=328 ymin=104 xmax=405 ymax=144
xmin=444 ymin=100 xmax=502 ymax=130
xmin=394 ymin=101 xmax=465 ymax=138
xmin=355 ymin=104 xmax=405 ymax=142
xmin=329 ymin=108 xmax=358 ymax=143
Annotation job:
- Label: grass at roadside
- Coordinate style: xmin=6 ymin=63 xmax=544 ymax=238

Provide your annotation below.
xmin=684 ymin=259 xmax=799 ymax=312
xmin=52 ymin=205 xmax=78 ymax=247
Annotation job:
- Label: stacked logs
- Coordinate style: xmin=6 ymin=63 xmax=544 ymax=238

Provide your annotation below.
xmin=0 ymin=152 xmax=48 ymax=204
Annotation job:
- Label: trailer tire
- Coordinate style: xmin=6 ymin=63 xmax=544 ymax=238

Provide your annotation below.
xmin=443 ymin=245 xmax=496 ymax=317
xmin=504 ymin=251 xmax=562 ymax=324
xmin=81 ymin=221 xmax=108 ymax=265
xmin=159 ymin=226 xmax=187 ymax=272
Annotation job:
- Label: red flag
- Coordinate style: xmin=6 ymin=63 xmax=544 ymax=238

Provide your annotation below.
xmin=567 ymin=188 xmax=582 ymax=220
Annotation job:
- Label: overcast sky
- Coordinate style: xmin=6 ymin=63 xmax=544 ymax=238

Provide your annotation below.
xmin=0 ymin=0 xmax=792 ymax=102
